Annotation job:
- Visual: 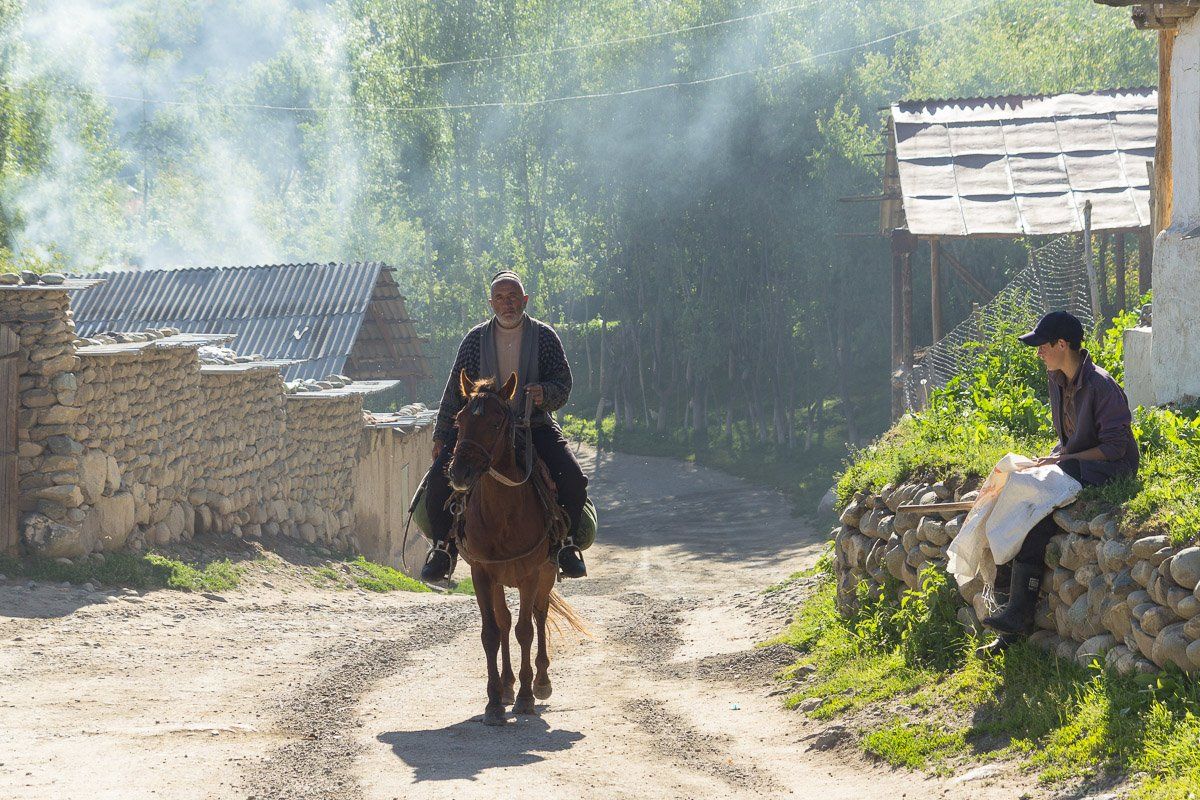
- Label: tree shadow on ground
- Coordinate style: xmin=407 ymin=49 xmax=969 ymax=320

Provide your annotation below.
xmin=588 ymin=450 xmax=823 ymax=566
xmin=377 ymin=713 xmax=584 ymax=782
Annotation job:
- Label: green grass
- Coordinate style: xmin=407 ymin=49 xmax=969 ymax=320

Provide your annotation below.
xmin=863 ymin=722 xmax=967 ymax=770
xmin=343 ymin=556 xmax=431 ymax=593
xmin=0 ymin=552 xmax=244 ymax=591
xmin=776 ymin=559 xmax=1200 ymax=795
xmin=450 ymin=577 xmax=475 ymax=595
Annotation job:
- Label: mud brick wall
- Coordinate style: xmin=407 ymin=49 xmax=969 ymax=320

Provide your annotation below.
xmin=833 ymin=480 xmax=1200 ymax=677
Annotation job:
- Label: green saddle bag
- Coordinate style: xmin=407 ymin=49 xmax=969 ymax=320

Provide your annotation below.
xmin=409 ymin=483 xmax=596 ymax=551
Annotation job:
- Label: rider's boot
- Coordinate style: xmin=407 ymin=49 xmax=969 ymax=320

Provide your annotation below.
xmin=982 ymin=561 xmax=1042 ymax=636
xmin=420 ymin=539 xmax=457 ymax=583
xmin=555 ymin=537 xmax=586 ymax=578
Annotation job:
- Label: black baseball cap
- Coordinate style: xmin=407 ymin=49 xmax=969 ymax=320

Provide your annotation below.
xmin=1018 ymin=311 xmax=1084 ymax=347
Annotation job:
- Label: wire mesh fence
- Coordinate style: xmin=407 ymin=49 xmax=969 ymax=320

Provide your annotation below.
xmin=903 ymin=234 xmax=1096 ymax=411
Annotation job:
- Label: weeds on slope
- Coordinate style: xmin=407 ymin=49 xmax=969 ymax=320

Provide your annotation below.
xmin=308 ymin=556 xmax=474 ymax=595
xmin=772 ymin=564 xmax=1200 ymax=797
xmin=0 ymin=551 xmax=243 ymax=591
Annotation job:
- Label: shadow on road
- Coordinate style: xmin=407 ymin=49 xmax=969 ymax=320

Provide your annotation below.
xmin=378 ymin=714 xmax=584 ymax=782
xmin=588 ymin=450 xmax=820 ymax=566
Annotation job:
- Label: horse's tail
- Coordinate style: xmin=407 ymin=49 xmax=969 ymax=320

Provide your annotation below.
xmin=547 ymin=590 xmax=590 ymax=638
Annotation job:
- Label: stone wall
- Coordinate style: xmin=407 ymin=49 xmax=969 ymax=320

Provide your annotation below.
xmin=3 ymin=285 xmax=433 ymax=566
xmin=282 ymin=394 xmax=363 ymax=550
xmin=191 ymin=366 xmax=288 ymax=543
xmin=833 ymin=480 xmax=1200 ymax=676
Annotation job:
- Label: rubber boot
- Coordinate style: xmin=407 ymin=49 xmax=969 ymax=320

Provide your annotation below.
xmin=982 ymin=561 xmax=1042 ymax=635
xmin=992 ymin=561 xmax=1012 ymax=608
xmin=420 ymin=540 xmax=456 ymax=583
xmin=556 ymin=537 xmax=587 ymax=578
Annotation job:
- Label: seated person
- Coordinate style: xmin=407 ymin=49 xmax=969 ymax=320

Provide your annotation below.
xmin=419 ymin=270 xmax=588 ymax=582
xmin=979 ymin=311 xmax=1139 ymax=655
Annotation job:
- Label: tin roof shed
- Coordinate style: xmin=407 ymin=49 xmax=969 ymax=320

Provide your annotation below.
xmin=882 ymin=87 xmax=1157 ymax=237
xmin=69 ymin=262 xmax=430 ymax=388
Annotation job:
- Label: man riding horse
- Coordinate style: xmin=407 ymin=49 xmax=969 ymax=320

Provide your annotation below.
xmin=420 ymin=270 xmax=589 ymax=582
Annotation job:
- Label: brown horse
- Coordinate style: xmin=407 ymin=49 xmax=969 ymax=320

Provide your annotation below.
xmin=448 ymin=369 xmax=586 ymax=726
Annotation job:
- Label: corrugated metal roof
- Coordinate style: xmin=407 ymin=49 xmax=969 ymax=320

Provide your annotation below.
xmin=891 ymin=87 xmax=1156 ymax=237
xmin=70 ymin=263 xmax=386 ymax=380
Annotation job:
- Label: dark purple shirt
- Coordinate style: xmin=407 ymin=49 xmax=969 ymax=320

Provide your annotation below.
xmin=1047 ymin=349 xmax=1139 ymax=486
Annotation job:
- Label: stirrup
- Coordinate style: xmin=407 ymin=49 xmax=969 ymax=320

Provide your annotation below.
xmin=555 ymin=537 xmax=586 ymax=579
xmin=421 ymin=540 xmax=456 ymax=583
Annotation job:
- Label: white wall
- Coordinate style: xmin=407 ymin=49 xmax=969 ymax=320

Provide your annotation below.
xmin=1136 ymin=15 xmax=1200 ymax=405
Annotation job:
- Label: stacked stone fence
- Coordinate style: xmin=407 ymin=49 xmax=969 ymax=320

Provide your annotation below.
xmin=834 ymin=479 xmax=1200 ymax=676
xmin=2 ymin=284 xmax=432 ymax=567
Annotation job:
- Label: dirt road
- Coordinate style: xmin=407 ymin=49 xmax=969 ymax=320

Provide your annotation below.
xmin=0 ymin=446 xmax=1032 ymax=799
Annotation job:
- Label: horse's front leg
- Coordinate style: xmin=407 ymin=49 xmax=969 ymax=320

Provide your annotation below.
xmin=472 ymin=567 xmax=506 ymax=726
xmin=512 ymin=579 xmax=537 ymax=715
xmin=493 ymin=581 xmax=516 ymax=705
xmin=532 ymin=564 xmax=555 ymax=701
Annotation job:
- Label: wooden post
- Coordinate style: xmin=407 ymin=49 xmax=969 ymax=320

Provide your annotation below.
xmin=1083 ymin=201 xmax=1102 ymax=326
xmin=1139 ymin=228 xmax=1153 ymax=296
xmin=1115 ymin=233 xmax=1127 ymax=313
xmin=901 ymin=250 xmax=913 ymax=374
xmin=1156 ymin=31 xmax=1175 ymax=236
xmin=1097 ymin=233 xmax=1110 ymax=322
xmin=930 ymin=238 xmax=944 ymax=343
xmin=1 ymin=324 xmax=17 ymax=555
xmin=891 ymin=241 xmax=903 ymax=419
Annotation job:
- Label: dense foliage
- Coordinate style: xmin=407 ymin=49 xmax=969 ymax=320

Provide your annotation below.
xmin=0 ymin=0 xmax=1157 ymax=453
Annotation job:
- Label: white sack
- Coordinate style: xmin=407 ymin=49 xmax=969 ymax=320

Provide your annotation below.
xmin=946 ymin=453 xmax=1082 ymax=587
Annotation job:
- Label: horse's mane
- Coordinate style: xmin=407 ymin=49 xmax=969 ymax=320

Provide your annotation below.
xmin=470 ymin=377 xmax=500 ymax=396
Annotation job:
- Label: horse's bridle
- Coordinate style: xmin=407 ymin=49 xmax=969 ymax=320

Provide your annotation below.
xmin=453 ymin=391 xmax=534 ymax=488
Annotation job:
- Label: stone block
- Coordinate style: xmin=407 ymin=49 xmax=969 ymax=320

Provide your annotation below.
xmin=1098 ymin=539 xmax=1132 ymax=574
xmin=32 ymin=484 xmax=83 ymax=508
xmin=1058 ymin=577 xmax=1086 ymax=605
xmin=79 ymin=450 xmax=108 ymax=504
xmin=1153 ymin=622 xmax=1195 ymax=670
xmin=1132 ymin=534 xmax=1172 ymax=560
xmin=1053 ymin=508 xmax=1090 ymax=535
xmin=1131 ymin=619 xmax=1157 ymax=661
xmin=1141 ymin=604 xmax=1182 ymax=637
xmin=1059 ymin=534 xmax=1098 ymax=571
xmin=1101 ymin=598 xmax=1132 ymax=641
xmin=104 ymin=456 xmax=120 ymax=494
xmin=21 ymin=512 xmax=93 ymax=559
xmin=917 ymin=516 xmax=949 ymax=546
xmin=1076 ymin=634 xmax=1117 ymax=667
xmin=1132 ymin=560 xmax=1155 ymax=588
xmin=94 ymin=491 xmax=135 ymax=551
xmin=1171 ymin=547 xmax=1200 ymax=591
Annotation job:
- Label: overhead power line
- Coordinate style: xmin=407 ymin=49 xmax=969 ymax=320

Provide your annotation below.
xmin=12 ymin=0 xmax=1002 ymax=115
xmin=386 ymin=0 xmax=823 ymax=73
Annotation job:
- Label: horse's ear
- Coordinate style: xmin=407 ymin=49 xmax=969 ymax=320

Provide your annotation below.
xmin=500 ymin=372 xmax=518 ymax=402
xmin=459 ymin=368 xmax=472 ymax=398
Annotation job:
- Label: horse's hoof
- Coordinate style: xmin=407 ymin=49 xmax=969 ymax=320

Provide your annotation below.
xmin=501 ymin=686 xmax=516 ymax=706
xmin=483 ymin=706 xmax=507 ymax=726
xmin=533 ymin=680 xmax=552 ymax=700
xmin=513 ymin=696 xmax=537 ymax=715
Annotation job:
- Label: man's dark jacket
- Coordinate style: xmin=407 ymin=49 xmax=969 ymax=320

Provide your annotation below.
xmin=1048 ymin=349 xmax=1139 ymax=485
xmin=433 ymin=316 xmax=571 ymax=444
